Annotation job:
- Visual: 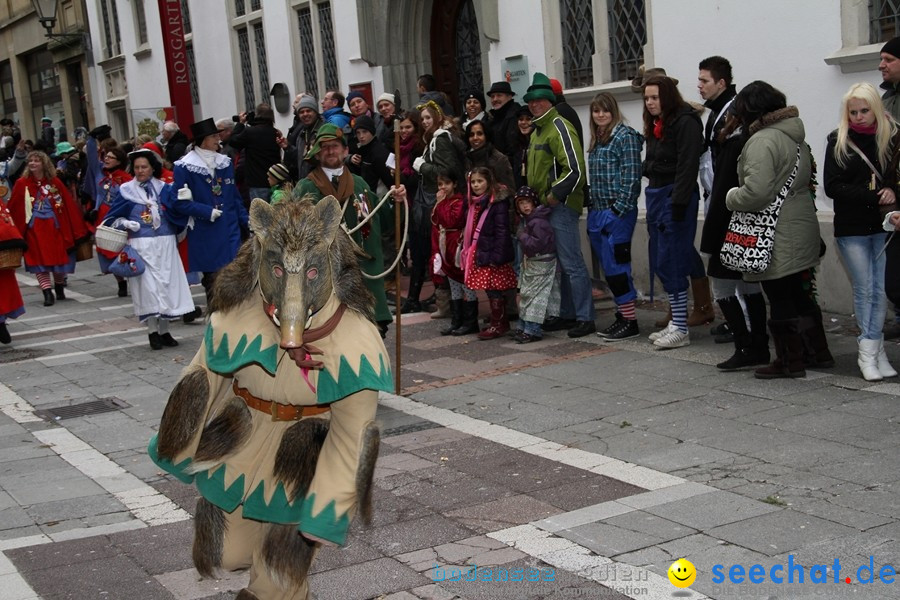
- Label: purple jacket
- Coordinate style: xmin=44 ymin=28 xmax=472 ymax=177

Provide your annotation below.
xmin=517 ymin=204 xmax=555 ymax=257
xmin=474 ymin=188 xmax=514 ymax=266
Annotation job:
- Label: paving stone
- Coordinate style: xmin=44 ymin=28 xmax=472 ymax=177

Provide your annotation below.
xmin=374 ymin=451 xmax=440 ymax=479
xmin=24 ymin=493 xmax=128 ymax=524
xmin=154 ymin=566 xmax=247 ymax=599
xmin=708 ymin=509 xmax=860 ymax=557
xmin=443 ymin=494 xmax=562 ymax=534
xmin=382 ymin=427 xmax=472 ymax=452
xmin=604 ymin=510 xmax=698 ymax=543
xmin=642 ymin=490 xmax=781 ymax=530
xmin=20 ymin=553 xmax=172 ymax=599
xmin=309 ymin=557 xmax=430 ymax=600
xmin=361 ymin=514 xmax=477 ymax=556
xmin=310 ymin=538 xmax=386 ymax=574
xmin=635 ymin=442 xmax=740 ymax=472
xmin=557 ymin=521 xmax=663 ymax=557
xmin=528 ymin=475 xmax=644 ymax=511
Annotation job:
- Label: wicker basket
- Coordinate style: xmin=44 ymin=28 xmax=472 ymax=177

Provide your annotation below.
xmin=0 ymin=247 xmax=22 ymax=270
xmin=75 ymin=237 xmax=94 ymax=261
xmin=95 ymin=225 xmax=127 ymax=253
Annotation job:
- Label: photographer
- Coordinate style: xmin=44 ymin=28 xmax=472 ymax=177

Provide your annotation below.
xmin=228 ymin=103 xmax=282 ymax=202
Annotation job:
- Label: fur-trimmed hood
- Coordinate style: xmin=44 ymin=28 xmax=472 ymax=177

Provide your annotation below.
xmin=748 ymin=106 xmax=800 ymax=137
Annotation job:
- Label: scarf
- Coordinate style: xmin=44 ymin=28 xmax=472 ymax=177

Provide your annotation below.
xmin=653 ymin=118 xmax=663 ymax=140
xmin=135 ymin=180 xmax=162 ymax=229
xmin=399 ymin=135 xmax=418 ymax=177
xmin=194 ymin=147 xmax=219 ymax=177
xmin=308 ymin=167 xmax=355 ymax=201
xmin=850 ymin=122 xmax=878 ymax=135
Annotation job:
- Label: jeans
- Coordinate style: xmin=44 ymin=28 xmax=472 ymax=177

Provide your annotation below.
xmin=549 ymin=204 xmax=595 ymax=322
xmin=248 ymin=187 xmax=272 ymax=203
xmin=836 ymin=233 xmax=888 ymax=340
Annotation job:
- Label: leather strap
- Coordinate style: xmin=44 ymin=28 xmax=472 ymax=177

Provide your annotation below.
xmin=233 ymin=381 xmax=331 ymax=421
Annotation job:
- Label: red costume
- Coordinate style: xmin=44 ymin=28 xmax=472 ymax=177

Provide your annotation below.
xmin=430 ymin=192 xmax=466 ymax=283
xmin=0 ymin=201 xmax=25 ymax=319
xmin=94 ymin=168 xmax=132 ymax=260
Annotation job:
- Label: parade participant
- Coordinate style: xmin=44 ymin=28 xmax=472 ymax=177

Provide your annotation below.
xmin=88 ymin=141 xmax=133 ymax=297
xmin=8 ymin=151 xmax=87 ymax=306
xmin=163 ymin=118 xmax=249 ymax=308
xmin=105 ymin=149 xmax=195 ymax=349
xmin=149 ymin=197 xmax=392 ymax=600
xmin=0 ymin=200 xmax=26 ymax=343
xmin=293 ymin=123 xmax=393 ymax=335
xmin=513 ymin=186 xmax=559 ymax=343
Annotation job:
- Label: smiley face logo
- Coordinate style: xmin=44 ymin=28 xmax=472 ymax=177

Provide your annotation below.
xmin=668 ymin=558 xmax=697 ymax=588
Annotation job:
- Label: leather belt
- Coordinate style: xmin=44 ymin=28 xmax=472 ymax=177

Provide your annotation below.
xmin=232 ymin=381 xmax=331 ymax=421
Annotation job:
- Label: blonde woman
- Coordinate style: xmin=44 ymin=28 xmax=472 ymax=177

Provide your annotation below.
xmin=824 ymin=82 xmax=897 ymax=380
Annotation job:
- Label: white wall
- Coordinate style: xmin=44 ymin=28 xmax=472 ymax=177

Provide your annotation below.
xmin=190 ymin=5 xmax=238 ymax=125
xmin=486 ymin=0 xmax=546 ymax=84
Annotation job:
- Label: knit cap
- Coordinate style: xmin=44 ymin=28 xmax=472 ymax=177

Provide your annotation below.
xmin=267 ymin=163 xmax=290 ymax=184
xmin=884 ymin=37 xmax=900 ymax=59
xmin=347 ymin=91 xmax=365 ymax=103
xmin=353 ymin=115 xmax=376 ymax=134
xmin=377 ymin=92 xmax=395 ymax=107
xmin=297 ymin=94 xmax=318 ymax=113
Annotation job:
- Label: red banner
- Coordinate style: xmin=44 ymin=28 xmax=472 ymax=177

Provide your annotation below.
xmin=157 ymin=0 xmax=194 ymax=132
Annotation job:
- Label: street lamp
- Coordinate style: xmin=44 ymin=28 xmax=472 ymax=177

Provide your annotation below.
xmin=31 ymin=0 xmax=84 ymax=45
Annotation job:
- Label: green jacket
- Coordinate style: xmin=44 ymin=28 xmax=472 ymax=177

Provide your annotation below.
xmin=526 ymin=106 xmax=586 ymax=215
xmin=725 ymin=107 xmax=820 ymax=282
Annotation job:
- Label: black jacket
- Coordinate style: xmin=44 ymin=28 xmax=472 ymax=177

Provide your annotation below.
xmin=164 ymin=130 xmax=189 ymax=164
xmin=824 ymin=128 xmax=893 ymax=237
xmin=554 ymin=101 xmax=584 ymax=149
xmin=349 ymin=137 xmax=393 ymax=192
xmin=284 ymin=118 xmax=323 ymax=181
xmin=643 ymin=105 xmax=703 ymax=220
xmin=704 ymin=85 xmax=737 ymax=163
xmin=700 ymin=131 xmax=745 ymax=279
xmin=487 ymin=99 xmax=521 ymax=158
xmin=230 ymin=120 xmax=282 ymax=188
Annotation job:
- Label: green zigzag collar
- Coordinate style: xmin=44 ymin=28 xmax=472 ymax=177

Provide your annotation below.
xmin=205 ymin=324 xmax=279 ymax=375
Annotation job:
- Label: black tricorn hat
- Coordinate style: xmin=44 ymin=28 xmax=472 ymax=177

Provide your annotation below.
xmin=487 ymin=81 xmax=515 ymax=96
xmin=189 ymin=118 xmax=222 ymax=143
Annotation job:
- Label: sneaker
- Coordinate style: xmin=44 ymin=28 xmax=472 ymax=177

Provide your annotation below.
xmin=597 ymin=313 xmax=624 ymax=338
xmin=603 ymin=319 xmax=639 ymax=341
xmin=710 ymin=322 xmax=730 ymax=336
xmin=649 ymin=321 xmax=677 ymax=342
xmin=567 ymin=320 xmax=597 ymax=338
xmin=653 ymin=328 xmax=690 ymax=349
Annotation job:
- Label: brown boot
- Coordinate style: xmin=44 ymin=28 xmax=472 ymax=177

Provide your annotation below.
xmin=686 ymin=276 xmax=715 ymax=327
xmin=478 ymin=296 xmax=509 ymax=340
xmin=430 ymin=287 xmax=451 ymax=319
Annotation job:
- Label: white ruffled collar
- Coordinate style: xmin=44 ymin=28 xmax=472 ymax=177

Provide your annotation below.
xmin=176 ymin=149 xmax=231 ymax=176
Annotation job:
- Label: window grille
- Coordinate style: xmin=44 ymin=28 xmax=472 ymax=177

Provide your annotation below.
xmin=871 ymin=0 xmax=900 ymax=42
xmin=297 ymin=7 xmax=318 ymax=93
xmin=135 ymin=0 xmax=148 ymax=45
xmin=253 ymin=22 xmax=269 ymax=106
xmin=235 ymin=0 xmax=245 ymax=17
xmin=182 ymin=0 xmax=192 ymax=35
xmin=250 ymin=0 xmax=261 ymax=11
xmin=110 ymin=0 xmax=123 ymax=54
xmin=236 ymin=26 xmax=255 ymax=109
xmin=187 ymin=44 xmax=200 ymax=105
xmin=456 ymin=0 xmax=484 ymax=98
xmin=607 ymin=0 xmax=646 ymax=82
xmin=561 ymin=0 xmax=594 ymax=88
xmin=318 ymin=2 xmax=339 ymax=90
xmin=99 ymin=0 xmax=121 ymax=58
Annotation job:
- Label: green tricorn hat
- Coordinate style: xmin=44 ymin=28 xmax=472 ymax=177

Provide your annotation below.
xmin=305 ymin=122 xmax=346 ymax=160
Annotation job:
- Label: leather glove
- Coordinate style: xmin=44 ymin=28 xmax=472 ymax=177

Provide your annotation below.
xmin=123 ymin=220 xmax=141 ymax=232
xmin=210 ymin=208 xmax=223 ymax=222
xmin=177 ymin=184 xmax=192 ymax=201
xmin=412 ymin=156 xmax=426 ymax=173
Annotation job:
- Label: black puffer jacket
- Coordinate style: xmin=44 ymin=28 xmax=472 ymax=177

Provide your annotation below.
xmin=824 ymin=128 xmax=895 ymax=237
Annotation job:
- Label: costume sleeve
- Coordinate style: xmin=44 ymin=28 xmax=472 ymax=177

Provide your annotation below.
xmin=8 ymin=179 xmax=26 ymax=236
xmin=548 ymin=117 xmax=585 ymax=204
xmin=299 ymin=389 xmax=378 ymax=545
xmin=165 ymin=166 xmax=217 ymax=221
xmin=613 ymin=130 xmax=643 ymax=215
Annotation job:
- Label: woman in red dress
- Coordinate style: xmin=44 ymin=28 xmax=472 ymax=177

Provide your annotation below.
xmin=0 ymin=200 xmax=26 ymax=342
xmin=91 ymin=144 xmax=132 ymax=296
xmin=8 ymin=151 xmax=87 ymax=306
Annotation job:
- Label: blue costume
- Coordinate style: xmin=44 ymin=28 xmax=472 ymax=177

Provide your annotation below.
xmin=163 ymin=150 xmax=248 ymax=273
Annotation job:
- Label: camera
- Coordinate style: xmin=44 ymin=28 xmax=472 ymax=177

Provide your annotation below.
xmin=232 ymin=111 xmax=256 ymax=124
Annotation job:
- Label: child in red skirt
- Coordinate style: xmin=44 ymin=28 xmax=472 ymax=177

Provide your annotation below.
xmin=461 ymin=166 xmax=516 ymax=339
xmin=0 ymin=201 xmax=26 ymax=343
xmin=431 ymin=169 xmax=479 ymax=335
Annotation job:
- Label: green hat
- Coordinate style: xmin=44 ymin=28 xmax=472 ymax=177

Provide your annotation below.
xmin=55 ymin=141 xmax=76 ymax=156
xmin=305 ymin=123 xmax=346 ymax=160
xmin=523 ymin=72 xmax=557 ymax=104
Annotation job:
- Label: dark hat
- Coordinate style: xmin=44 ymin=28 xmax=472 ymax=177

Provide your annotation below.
xmin=630 ymin=66 xmax=679 ymax=93
xmin=514 ymin=186 xmax=538 ymax=202
xmin=347 ymin=91 xmax=365 ymax=103
xmin=189 ymin=118 xmax=222 ymax=143
xmin=305 ymin=123 xmax=346 ymax=160
xmin=523 ymin=73 xmax=556 ymax=103
xmin=127 ymin=148 xmax=162 ymax=171
xmin=516 ymin=104 xmax=533 ymax=119
xmin=0 ymin=118 xmax=12 ymax=126
xmin=89 ymin=124 xmax=112 ymax=141
xmin=883 ymin=36 xmax=900 ymax=60
xmin=353 ymin=115 xmax=376 ymax=134
xmin=487 ymin=81 xmax=515 ymax=96
xmin=267 ymin=162 xmax=290 ymax=184
xmin=41 ymin=117 xmax=52 ymax=124
xmin=463 ymin=89 xmax=487 ymax=111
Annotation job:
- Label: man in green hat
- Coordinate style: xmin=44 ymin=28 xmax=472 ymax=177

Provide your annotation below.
xmin=524 ymin=72 xmax=594 ymax=338
xmin=293 ymin=123 xmax=393 ymax=335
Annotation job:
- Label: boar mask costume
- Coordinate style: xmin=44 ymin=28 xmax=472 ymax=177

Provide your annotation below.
xmin=148 ymin=197 xmax=392 ymax=600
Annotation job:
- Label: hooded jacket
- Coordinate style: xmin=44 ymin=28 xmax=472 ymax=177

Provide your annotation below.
xmin=725 ymin=107 xmax=820 ymax=282
xmin=526 ymin=106 xmax=586 ymax=215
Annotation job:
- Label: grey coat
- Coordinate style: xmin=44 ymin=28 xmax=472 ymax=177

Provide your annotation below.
xmin=725 ymin=107 xmax=821 ymax=282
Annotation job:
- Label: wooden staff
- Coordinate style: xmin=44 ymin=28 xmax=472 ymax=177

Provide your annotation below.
xmin=393 ymin=88 xmax=403 ymax=394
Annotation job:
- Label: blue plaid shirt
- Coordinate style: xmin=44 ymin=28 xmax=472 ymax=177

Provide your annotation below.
xmin=587 ymin=123 xmax=643 ymax=215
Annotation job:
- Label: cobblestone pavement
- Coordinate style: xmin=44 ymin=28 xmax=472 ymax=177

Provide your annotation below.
xmin=0 ymin=262 xmax=898 ymax=600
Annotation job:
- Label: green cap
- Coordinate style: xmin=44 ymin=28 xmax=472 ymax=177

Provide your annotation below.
xmin=305 ymin=123 xmax=346 ymax=160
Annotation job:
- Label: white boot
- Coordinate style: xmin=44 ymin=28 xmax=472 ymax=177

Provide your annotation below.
xmin=858 ymin=338 xmax=883 ymax=382
xmin=876 ymin=336 xmax=898 ymax=378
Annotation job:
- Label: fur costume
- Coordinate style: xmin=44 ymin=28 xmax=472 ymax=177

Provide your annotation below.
xmin=149 ymin=198 xmax=391 ymax=599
